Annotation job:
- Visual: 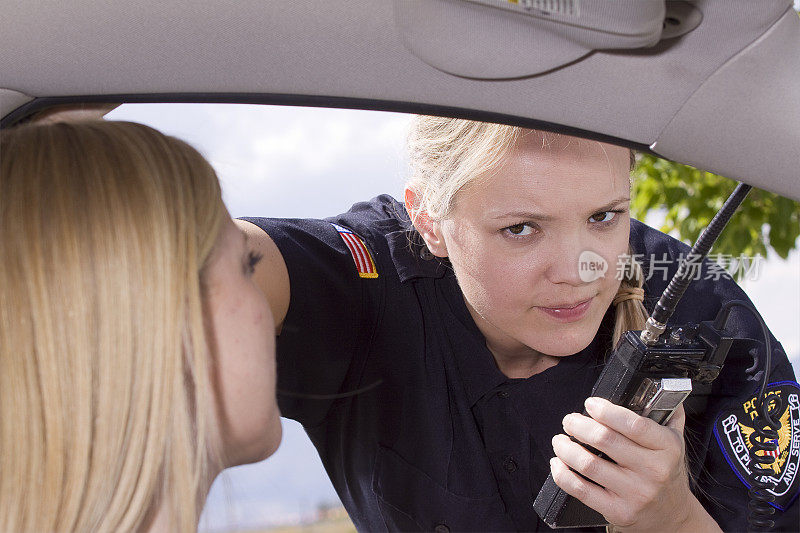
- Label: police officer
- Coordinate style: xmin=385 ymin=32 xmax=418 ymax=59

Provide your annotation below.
xmin=238 ymin=116 xmax=799 ymax=531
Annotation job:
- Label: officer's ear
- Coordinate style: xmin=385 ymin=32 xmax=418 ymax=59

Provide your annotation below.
xmin=404 ymin=188 xmax=448 ymax=258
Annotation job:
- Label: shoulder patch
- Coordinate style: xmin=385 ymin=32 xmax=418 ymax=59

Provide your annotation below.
xmin=330 ymin=223 xmax=378 ymax=279
xmin=713 ymin=380 xmax=800 ymax=511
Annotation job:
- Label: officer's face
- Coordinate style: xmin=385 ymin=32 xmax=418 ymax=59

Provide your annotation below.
xmin=430 ymin=133 xmax=631 ymax=370
xmin=203 ymin=218 xmax=282 ymax=467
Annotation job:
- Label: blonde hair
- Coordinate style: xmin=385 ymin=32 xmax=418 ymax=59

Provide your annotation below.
xmin=0 ymin=120 xmax=228 ymax=531
xmin=406 ymin=115 xmax=648 ymax=348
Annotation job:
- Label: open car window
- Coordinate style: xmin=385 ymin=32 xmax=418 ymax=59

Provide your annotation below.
xmin=106 ymin=103 xmax=799 ymax=532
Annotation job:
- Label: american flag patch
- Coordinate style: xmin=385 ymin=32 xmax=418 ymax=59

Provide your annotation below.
xmin=331 ymin=223 xmax=378 ymax=279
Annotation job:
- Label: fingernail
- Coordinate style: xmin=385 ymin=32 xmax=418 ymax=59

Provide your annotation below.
xmin=585 ymin=397 xmax=601 ymax=411
xmin=550 ymin=457 xmax=557 ymax=470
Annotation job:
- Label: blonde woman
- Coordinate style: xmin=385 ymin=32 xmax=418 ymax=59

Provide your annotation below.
xmin=0 ymin=120 xmax=282 ymax=532
xmin=239 ymin=116 xmax=798 ymax=532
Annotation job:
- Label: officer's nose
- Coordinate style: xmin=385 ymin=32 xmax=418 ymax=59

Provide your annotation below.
xmin=544 ymin=235 xmax=599 ymax=286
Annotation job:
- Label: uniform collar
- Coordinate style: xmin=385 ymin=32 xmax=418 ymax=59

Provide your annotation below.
xmin=385 ymin=228 xmax=450 ymax=282
xmin=441 ymin=277 xmax=614 ymax=407
xmin=436 ymin=271 xmax=510 ymax=406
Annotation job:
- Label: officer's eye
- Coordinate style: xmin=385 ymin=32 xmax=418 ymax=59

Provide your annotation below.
xmin=502 ymin=223 xmax=537 ymax=239
xmin=589 ymin=209 xmax=625 ymax=227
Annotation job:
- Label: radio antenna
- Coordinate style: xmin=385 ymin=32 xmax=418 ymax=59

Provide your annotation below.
xmin=640 ymin=182 xmax=752 ymax=345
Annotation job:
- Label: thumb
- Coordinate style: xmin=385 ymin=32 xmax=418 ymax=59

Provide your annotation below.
xmin=667 ymin=403 xmax=686 ymax=435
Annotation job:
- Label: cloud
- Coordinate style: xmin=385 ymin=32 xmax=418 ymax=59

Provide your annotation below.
xmin=111 ymin=103 xmax=412 ymax=218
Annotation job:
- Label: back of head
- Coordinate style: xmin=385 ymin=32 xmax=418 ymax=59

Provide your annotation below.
xmin=0 ymin=120 xmax=227 ymax=531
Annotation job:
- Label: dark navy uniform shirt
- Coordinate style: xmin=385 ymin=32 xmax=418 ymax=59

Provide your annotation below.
xmin=242 ymin=195 xmax=799 ymax=532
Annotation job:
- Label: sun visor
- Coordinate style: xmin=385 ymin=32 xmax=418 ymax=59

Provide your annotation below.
xmin=394 ymin=0 xmax=699 ymax=79
xmin=652 ymin=8 xmax=800 ymax=202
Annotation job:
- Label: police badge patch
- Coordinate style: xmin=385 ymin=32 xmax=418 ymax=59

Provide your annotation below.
xmin=713 ymin=381 xmax=800 ymax=511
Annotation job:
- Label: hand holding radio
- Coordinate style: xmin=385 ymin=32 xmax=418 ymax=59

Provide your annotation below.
xmin=534 ymin=183 xmax=785 ymax=530
xmin=549 ymin=398 xmax=704 ymax=532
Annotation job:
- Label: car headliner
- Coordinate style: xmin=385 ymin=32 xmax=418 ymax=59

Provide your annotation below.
xmin=1 ymin=0 xmax=798 ymax=201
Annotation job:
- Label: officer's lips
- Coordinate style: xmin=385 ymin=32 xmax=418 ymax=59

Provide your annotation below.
xmin=536 ymin=297 xmax=593 ymax=322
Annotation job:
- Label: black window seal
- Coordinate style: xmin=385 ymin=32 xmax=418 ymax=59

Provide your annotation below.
xmin=1 ymin=92 xmax=654 ymax=155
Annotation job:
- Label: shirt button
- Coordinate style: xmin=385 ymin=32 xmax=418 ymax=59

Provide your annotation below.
xmin=497 ymin=390 xmax=509 ymax=399
xmin=434 ymin=524 xmax=450 ymax=533
xmin=503 ymin=457 xmax=518 ymax=473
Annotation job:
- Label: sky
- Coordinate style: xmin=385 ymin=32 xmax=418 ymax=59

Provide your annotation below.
xmin=107 ymin=103 xmax=800 ymax=531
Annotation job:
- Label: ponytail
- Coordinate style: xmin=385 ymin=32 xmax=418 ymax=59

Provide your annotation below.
xmin=611 ymin=245 xmax=649 ymax=348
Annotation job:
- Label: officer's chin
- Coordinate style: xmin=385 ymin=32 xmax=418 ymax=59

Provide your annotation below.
xmin=524 ymin=327 xmax=596 ymax=358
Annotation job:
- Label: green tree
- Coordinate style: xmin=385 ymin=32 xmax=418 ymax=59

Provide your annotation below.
xmin=631 ymin=154 xmax=800 ymax=280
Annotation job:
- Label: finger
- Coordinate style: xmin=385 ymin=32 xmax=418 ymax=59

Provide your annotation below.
xmin=561 ymin=413 xmax=646 ymax=470
xmin=551 ymin=433 xmax=634 ymax=497
xmin=549 ymin=455 xmax=615 ymax=519
xmin=584 ymin=397 xmax=674 ymax=450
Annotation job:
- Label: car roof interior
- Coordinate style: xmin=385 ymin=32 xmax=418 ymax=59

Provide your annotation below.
xmin=1 ymin=0 xmax=798 ymax=201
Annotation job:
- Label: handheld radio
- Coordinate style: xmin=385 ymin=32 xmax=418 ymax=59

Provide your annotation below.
xmin=533 ymin=183 xmax=785 ymax=530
